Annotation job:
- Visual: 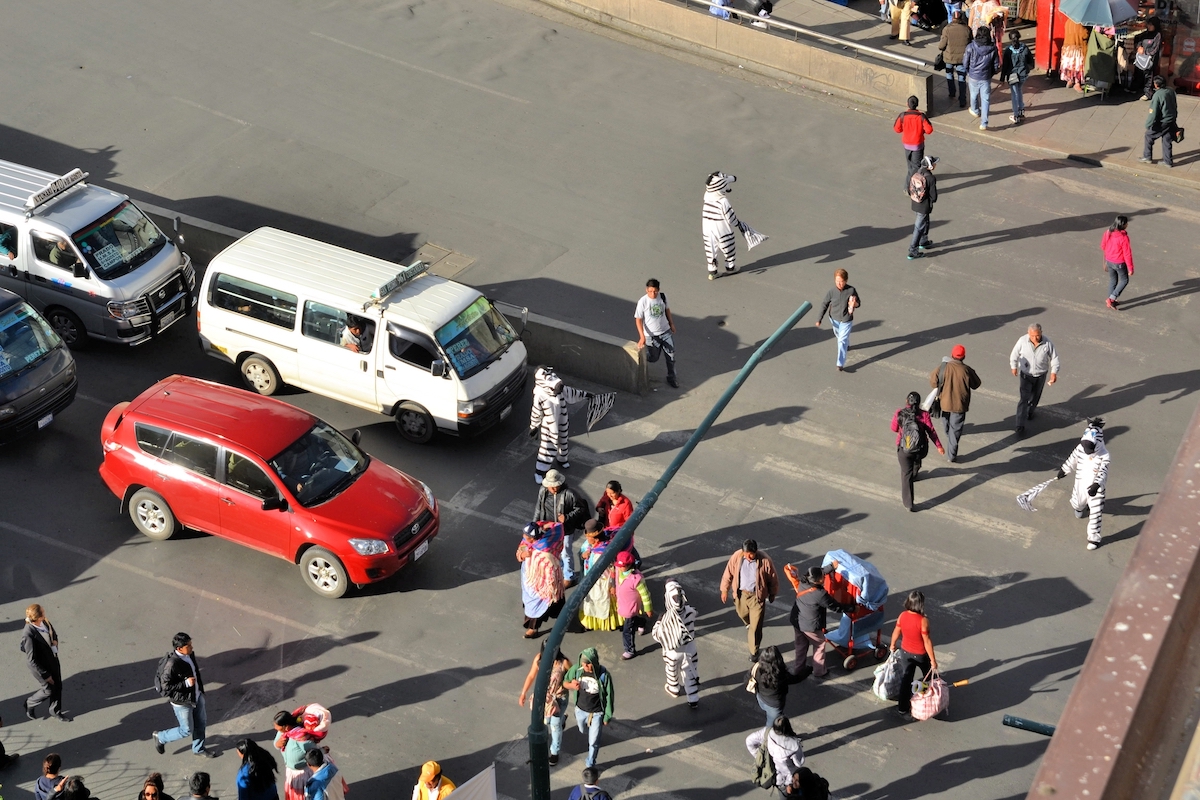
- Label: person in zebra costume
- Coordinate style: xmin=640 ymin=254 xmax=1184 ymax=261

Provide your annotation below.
xmin=1056 ymin=418 xmax=1110 ymax=551
xmin=701 ymin=172 xmax=766 ymax=280
xmin=529 ymin=366 xmax=589 ymax=485
xmin=651 ymin=579 xmax=700 ymax=708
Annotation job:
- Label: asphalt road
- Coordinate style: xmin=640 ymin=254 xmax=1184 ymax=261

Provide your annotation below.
xmin=2 ymin=1 xmax=1200 ymax=799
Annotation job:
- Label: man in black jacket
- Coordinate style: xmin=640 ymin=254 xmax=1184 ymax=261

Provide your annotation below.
xmin=21 ymin=603 xmax=68 ymax=721
xmin=907 ymin=155 xmax=939 ymax=260
xmin=534 ymin=469 xmax=589 ymax=587
xmin=787 ymin=566 xmax=854 ymax=677
xmin=152 ymin=632 xmax=216 ymax=758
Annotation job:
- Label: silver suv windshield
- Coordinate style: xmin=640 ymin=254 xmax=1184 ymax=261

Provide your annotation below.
xmin=73 ymin=200 xmax=167 ymax=280
xmin=434 ymin=296 xmax=518 ymax=379
xmin=268 ymin=421 xmax=369 ymax=507
xmin=0 ymin=303 xmax=62 ymax=379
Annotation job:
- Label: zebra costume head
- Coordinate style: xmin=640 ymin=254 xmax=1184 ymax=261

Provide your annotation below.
xmin=664 ymin=579 xmax=688 ymax=612
xmin=1080 ymin=418 xmax=1107 ymax=456
xmin=705 ymin=171 xmax=736 ymax=194
xmin=534 ymin=366 xmax=563 ymax=396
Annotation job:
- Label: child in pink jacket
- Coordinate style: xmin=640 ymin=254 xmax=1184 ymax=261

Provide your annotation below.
xmin=1100 ymin=215 xmax=1135 ymax=309
xmin=615 ymin=551 xmax=653 ymax=660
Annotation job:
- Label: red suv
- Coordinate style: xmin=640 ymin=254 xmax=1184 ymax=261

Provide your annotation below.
xmin=99 ymin=375 xmax=439 ymax=598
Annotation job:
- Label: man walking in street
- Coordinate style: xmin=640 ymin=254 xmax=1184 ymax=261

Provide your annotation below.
xmin=1140 ymin=75 xmax=1178 ymax=168
xmin=907 ymin=156 xmax=938 ymax=260
xmin=21 ymin=603 xmax=69 ymax=722
xmin=634 ymin=278 xmax=678 ymax=388
xmin=534 ymin=469 xmax=588 ymax=587
xmin=1009 ymin=323 xmax=1060 ymax=436
xmin=814 ymin=269 xmax=861 ymax=372
xmin=894 ymin=96 xmax=934 ymax=191
xmin=931 ymin=344 xmax=981 ymax=462
xmin=563 ymin=648 xmax=615 ymax=769
xmin=152 ymin=632 xmax=216 ymax=758
xmin=567 ymin=767 xmax=613 ymax=800
xmin=719 ymin=539 xmax=779 ymax=660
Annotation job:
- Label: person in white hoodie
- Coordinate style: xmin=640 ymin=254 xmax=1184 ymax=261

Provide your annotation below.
xmin=1056 ymin=418 xmax=1111 ymax=551
xmin=745 ymin=715 xmax=805 ymax=790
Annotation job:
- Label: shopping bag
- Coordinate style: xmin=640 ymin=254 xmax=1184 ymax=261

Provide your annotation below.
xmin=920 ymin=386 xmax=940 ymax=413
xmin=910 ymin=669 xmax=950 ymax=720
xmin=872 ymin=649 xmax=902 ymax=702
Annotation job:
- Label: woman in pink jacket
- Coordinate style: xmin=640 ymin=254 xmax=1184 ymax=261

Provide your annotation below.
xmin=1101 ymin=215 xmax=1135 ymax=310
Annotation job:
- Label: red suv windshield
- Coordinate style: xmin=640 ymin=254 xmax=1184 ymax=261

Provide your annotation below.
xmin=268 ymin=421 xmax=368 ymax=506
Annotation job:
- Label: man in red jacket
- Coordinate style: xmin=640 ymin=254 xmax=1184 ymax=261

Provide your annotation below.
xmin=894 ymin=96 xmax=934 ymax=191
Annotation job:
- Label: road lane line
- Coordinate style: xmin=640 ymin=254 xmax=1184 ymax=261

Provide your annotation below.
xmin=311 ymin=32 xmax=531 ymax=105
xmin=171 ymin=97 xmax=252 ymax=126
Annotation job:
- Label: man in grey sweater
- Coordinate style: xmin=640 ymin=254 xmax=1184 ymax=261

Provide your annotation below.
xmin=814 ymin=268 xmax=861 ymax=372
xmin=1009 ymin=323 xmax=1060 ymax=435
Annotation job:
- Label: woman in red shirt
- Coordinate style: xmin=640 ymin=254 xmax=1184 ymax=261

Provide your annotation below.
xmin=1100 ymin=215 xmax=1135 ymax=310
xmin=889 ymin=590 xmax=939 ymax=719
xmin=596 ymin=481 xmax=633 ymax=531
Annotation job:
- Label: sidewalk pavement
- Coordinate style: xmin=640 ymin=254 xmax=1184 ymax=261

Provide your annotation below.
xmin=763 ymin=0 xmax=1200 ymax=187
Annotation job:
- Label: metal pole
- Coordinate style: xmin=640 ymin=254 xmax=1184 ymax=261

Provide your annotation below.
xmin=1003 ymin=715 xmax=1057 ymax=737
xmin=529 ymin=300 xmax=813 ymax=800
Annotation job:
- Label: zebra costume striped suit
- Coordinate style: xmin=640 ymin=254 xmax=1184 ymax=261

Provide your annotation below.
xmin=1061 ymin=423 xmax=1110 ymax=546
xmin=652 ymin=579 xmax=700 ymax=705
xmin=529 ymin=366 xmax=588 ymax=484
xmin=702 ymin=171 xmax=746 ymax=277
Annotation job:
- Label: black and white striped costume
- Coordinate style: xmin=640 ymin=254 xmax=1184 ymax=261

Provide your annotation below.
xmin=1060 ymin=423 xmax=1110 ymax=545
xmin=529 ymin=366 xmax=588 ymax=484
xmin=652 ymin=579 xmax=700 ymax=704
xmin=702 ymin=171 xmax=746 ymax=276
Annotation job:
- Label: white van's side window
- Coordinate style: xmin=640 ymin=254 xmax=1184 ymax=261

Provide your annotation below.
xmin=302 ymin=301 xmax=348 ymax=346
xmin=0 ymin=223 xmax=18 ymax=260
xmin=388 ymin=326 xmax=438 ymax=370
xmin=210 ymin=274 xmax=297 ymax=329
xmin=31 ymin=233 xmax=83 ymax=272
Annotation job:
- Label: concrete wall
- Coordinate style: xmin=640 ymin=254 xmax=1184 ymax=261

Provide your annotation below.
xmin=540 ymin=0 xmax=933 ymax=109
xmin=140 ymin=203 xmax=647 ymax=394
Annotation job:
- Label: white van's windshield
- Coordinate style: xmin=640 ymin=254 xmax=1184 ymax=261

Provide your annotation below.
xmin=268 ymin=421 xmax=369 ymax=507
xmin=0 ymin=303 xmax=61 ymax=379
xmin=73 ymin=201 xmax=167 ymax=279
xmin=434 ymin=297 xmax=518 ymax=380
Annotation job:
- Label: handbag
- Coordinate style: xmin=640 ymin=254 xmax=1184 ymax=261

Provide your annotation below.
xmin=1134 ymin=52 xmax=1153 ymax=71
xmin=910 ymin=669 xmax=951 ymax=720
xmin=1174 ymin=127 xmax=1186 ymax=144
xmin=872 ymin=649 xmax=903 ymax=702
xmin=746 ymin=663 xmax=760 ymax=694
xmin=933 ymin=52 xmax=946 ymax=71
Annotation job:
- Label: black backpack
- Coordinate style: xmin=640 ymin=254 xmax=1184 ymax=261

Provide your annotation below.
xmin=898 ymin=407 xmax=924 ymax=455
xmin=153 ymin=651 xmax=173 ymax=697
xmin=781 ymin=767 xmax=831 ymax=799
xmin=579 ymin=786 xmax=614 ymax=800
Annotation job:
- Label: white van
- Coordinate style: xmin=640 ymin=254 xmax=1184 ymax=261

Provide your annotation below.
xmin=0 ymin=160 xmax=196 ymax=347
xmin=197 ymin=227 xmax=528 ymax=443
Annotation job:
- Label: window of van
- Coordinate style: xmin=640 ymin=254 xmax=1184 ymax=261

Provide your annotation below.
xmin=434 ymin=297 xmax=518 ymax=379
xmin=210 ymin=274 xmax=297 ymax=330
xmin=72 ymin=201 xmax=166 ymax=279
xmin=302 ymin=302 xmax=373 ymax=353
xmin=0 ymin=223 xmax=17 ymax=259
xmin=388 ymin=325 xmax=438 ymax=370
xmin=0 ymin=303 xmax=61 ymax=379
xmin=31 ymin=232 xmax=83 ymax=272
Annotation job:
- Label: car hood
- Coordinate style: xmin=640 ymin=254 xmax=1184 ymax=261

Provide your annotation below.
xmin=302 ymin=458 xmax=427 ymax=537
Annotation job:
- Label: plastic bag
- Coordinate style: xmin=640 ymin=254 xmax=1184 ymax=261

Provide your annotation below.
xmin=910 ymin=669 xmax=950 ymax=720
xmin=872 ymin=649 xmax=902 ymax=702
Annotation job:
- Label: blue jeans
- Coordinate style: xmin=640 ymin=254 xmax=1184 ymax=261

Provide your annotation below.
xmin=910 ymin=211 xmax=931 ymax=255
xmin=830 ymin=319 xmax=852 ymax=368
xmin=1106 ymin=261 xmax=1129 ymax=300
xmin=945 ymin=66 xmax=966 ymax=103
xmin=757 ymin=695 xmax=783 ymax=728
xmin=967 ymin=77 xmax=991 ymax=126
xmin=548 ymin=706 xmax=566 ymax=755
xmin=561 ymin=534 xmax=576 ymax=582
xmin=574 ymin=707 xmax=604 ymax=767
xmin=158 ymin=694 xmax=206 ymax=753
xmin=1009 ymin=80 xmax=1025 ymax=116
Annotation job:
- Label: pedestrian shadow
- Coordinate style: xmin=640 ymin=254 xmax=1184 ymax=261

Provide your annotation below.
xmin=613 ymin=406 xmax=809 ymax=460
xmin=935 ymin=156 xmax=1106 ymax=194
xmin=1113 ymin=277 xmax=1200 ymax=310
xmin=330 ymin=657 xmax=523 ymax=721
xmin=914 ymin=574 xmax=1091 ymax=646
xmin=743 ymin=222 xmax=949 ymax=269
xmin=848 ymin=307 xmax=1043 ymax=373
xmin=931 ymin=207 xmax=1167 ymax=256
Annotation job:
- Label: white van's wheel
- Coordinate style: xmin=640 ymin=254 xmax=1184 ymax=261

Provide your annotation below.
xmin=300 ymin=547 xmax=349 ymax=598
xmin=240 ymin=355 xmax=281 ymax=396
xmin=45 ymin=308 xmax=87 ymax=349
xmin=129 ymin=488 xmax=176 ymax=541
xmin=395 ymin=402 xmax=436 ymax=444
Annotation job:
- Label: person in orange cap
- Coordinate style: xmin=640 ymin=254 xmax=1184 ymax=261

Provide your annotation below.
xmin=411 ymin=761 xmax=454 ymax=800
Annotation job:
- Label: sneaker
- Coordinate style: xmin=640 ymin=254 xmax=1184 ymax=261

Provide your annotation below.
xmin=688 ymin=701 xmax=699 ymax=709
xmin=1106 ymin=298 xmax=1116 ymax=309
xmin=968 ymin=108 xmax=980 ymax=117
xmin=895 ymin=709 xmax=915 ymax=722
xmin=195 ymin=749 xmax=218 ymax=759
xmin=153 ymin=734 xmax=165 ymax=755
xmin=918 ymin=241 xmax=934 ymax=251
xmin=534 ymin=473 xmax=543 ymax=485
xmin=907 ymin=252 xmax=923 ymax=260
xmin=707 ymin=272 xmax=717 ymax=281
xmin=25 ymin=707 xmax=36 ymax=721
xmin=549 ymin=753 xmax=559 ymax=766
xmin=1087 ymin=542 xmax=1100 ymax=551
xmin=1138 ymin=157 xmax=1153 ymax=163
xmin=1015 ymin=426 xmax=1025 ymax=436
xmin=621 ymin=651 xmax=636 ymax=660
xmin=665 ymin=683 xmax=682 ymax=698
xmin=1008 ymin=115 xmax=1017 ymax=123
xmin=888 ymin=34 xmax=899 ymax=39
xmin=751 ymin=20 xmax=767 ymax=27
xmin=52 ymin=712 xmax=71 ymax=722
xmin=1163 ymin=162 xmax=1175 ymax=168
xmin=979 ymin=124 xmax=988 ymax=131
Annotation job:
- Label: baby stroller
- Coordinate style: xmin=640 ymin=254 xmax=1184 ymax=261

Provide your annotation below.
xmin=820 ymin=549 xmax=890 ymax=670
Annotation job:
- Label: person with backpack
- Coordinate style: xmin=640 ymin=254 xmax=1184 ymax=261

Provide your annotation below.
xmin=963 ymin=26 xmax=999 ymax=130
xmin=929 ymin=344 xmax=981 ymax=462
xmin=889 ymin=590 xmax=939 ymax=721
xmin=783 ymin=564 xmax=853 ymax=678
xmin=1100 ymin=215 xmax=1136 ymax=309
xmin=906 ymin=155 xmax=939 ymax=261
xmin=151 ymin=632 xmax=216 ymax=758
xmin=1000 ymin=30 xmax=1034 ymax=123
xmin=567 ymin=767 xmax=613 ymax=800
xmin=563 ymin=648 xmax=616 ymax=768
xmin=615 ymin=551 xmax=653 ymax=659
xmin=745 ymin=715 xmax=805 ymax=791
xmin=893 ymin=96 xmax=934 ymax=191
xmin=890 ymin=392 xmax=944 ymax=511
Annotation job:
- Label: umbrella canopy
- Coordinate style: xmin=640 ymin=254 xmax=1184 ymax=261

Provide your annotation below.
xmin=1058 ymin=0 xmax=1137 ymax=26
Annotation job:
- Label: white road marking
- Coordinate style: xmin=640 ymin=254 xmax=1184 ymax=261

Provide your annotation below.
xmin=171 ymin=97 xmax=252 ymax=126
xmin=311 ymin=32 xmax=531 ymax=105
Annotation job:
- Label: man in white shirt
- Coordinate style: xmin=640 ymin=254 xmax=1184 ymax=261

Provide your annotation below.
xmin=1009 ymin=323 xmax=1060 ymax=436
xmin=634 ymin=279 xmax=678 ymax=388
